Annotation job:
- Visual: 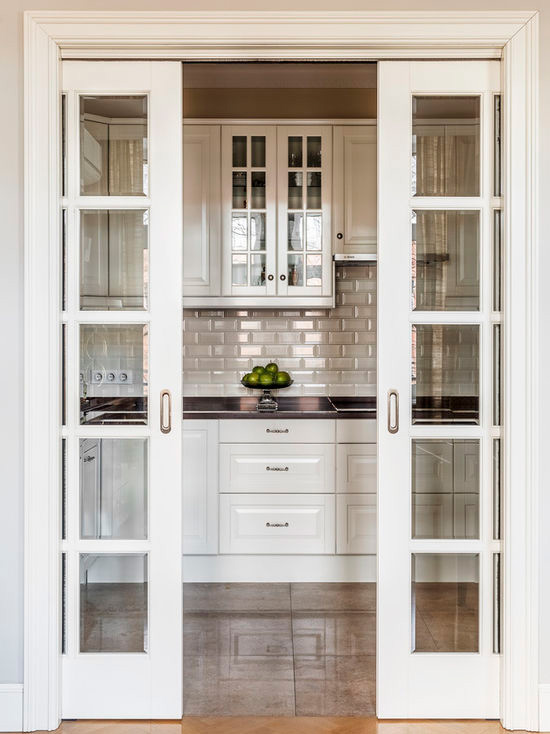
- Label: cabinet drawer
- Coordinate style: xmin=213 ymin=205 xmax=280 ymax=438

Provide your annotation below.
xmin=336 ymin=494 xmax=376 ymax=554
xmin=220 ymin=444 xmax=335 ymax=493
xmin=336 ymin=419 xmax=376 ymax=443
xmin=219 ymin=419 xmax=335 ymax=444
xmin=337 ymin=444 xmax=376 ymax=493
xmin=220 ymin=494 xmax=335 ymax=554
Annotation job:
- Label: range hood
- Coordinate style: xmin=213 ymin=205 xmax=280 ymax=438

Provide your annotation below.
xmin=333 ymin=253 xmax=377 ymax=263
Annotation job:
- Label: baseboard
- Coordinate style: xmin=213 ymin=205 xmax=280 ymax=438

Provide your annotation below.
xmin=183 ymin=554 xmax=376 ymax=582
xmin=0 ymin=684 xmax=23 ymax=732
xmin=539 ymin=684 xmax=550 ymax=731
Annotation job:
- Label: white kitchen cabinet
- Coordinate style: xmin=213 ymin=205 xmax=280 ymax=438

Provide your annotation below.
xmin=220 ymin=493 xmax=335 ymax=554
xmin=333 ymin=125 xmax=377 ymax=255
xmin=183 ymin=420 xmax=219 ymax=554
xmin=336 ymin=494 xmax=377 ymax=554
xmin=219 ymin=443 xmax=335 ymax=494
xmin=219 ymin=418 xmax=335 ymax=444
xmin=412 ymin=492 xmax=454 ymax=539
xmin=336 ymin=443 xmax=376 ymax=493
xmin=183 ymin=125 xmax=221 ymax=296
xmin=336 ymin=419 xmax=376 ymax=443
xmin=80 ymin=438 xmax=100 ymax=539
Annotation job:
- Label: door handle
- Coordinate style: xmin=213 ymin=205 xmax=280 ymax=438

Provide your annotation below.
xmin=387 ymin=389 xmax=399 ymax=434
xmin=160 ymin=390 xmax=172 ymax=434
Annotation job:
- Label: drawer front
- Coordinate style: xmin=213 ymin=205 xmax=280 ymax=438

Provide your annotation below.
xmin=219 ymin=419 xmax=335 ymax=444
xmin=337 ymin=444 xmax=376 ymax=493
xmin=220 ymin=494 xmax=335 ymax=554
xmin=220 ymin=444 xmax=335 ymax=493
xmin=336 ymin=419 xmax=376 ymax=443
xmin=336 ymin=494 xmax=377 ymax=554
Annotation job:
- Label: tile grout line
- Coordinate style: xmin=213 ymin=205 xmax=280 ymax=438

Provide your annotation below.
xmin=289 ymin=582 xmax=298 ymax=716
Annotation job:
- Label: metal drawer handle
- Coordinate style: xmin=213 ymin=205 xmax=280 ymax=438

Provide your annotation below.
xmin=82 ymin=455 xmax=96 ymax=463
xmin=266 ymin=522 xmax=289 ymax=528
xmin=387 ymin=389 xmax=399 ymax=434
xmin=266 ymin=428 xmax=289 ymax=434
xmin=266 ymin=466 xmax=289 ymax=472
xmin=160 ymin=389 xmax=172 ymax=434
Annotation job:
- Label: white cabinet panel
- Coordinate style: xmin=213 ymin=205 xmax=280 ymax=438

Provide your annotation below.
xmin=219 ymin=443 xmax=335 ymax=494
xmin=336 ymin=444 xmax=376 ymax=493
xmin=333 ymin=125 xmax=377 ymax=254
xmin=219 ymin=418 xmax=335 ymax=444
xmin=220 ymin=493 xmax=335 ymax=554
xmin=454 ymin=492 xmax=480 ymax=539
xmin=336 ymin=419 xmax=376 ymax=444
xmin=412 ymin=440 xmax=453 ymax=493
xmin=336 ymin=494 xmax=376 ymax=554
xmin=183 ymin=420 xmax=219 ymax=554
xmin=453 ymin=440 xmax=480 ymax=494
xmin=183 ymin=125 xmax=221 ymax=296
xmin=412 ymin=493 xmax=454 ymax=539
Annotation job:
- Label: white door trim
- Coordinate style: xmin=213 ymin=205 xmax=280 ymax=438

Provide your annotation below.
xmin=23 ymin=10 xmax=539 ymax=732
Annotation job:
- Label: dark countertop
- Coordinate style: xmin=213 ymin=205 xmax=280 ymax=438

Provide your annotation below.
xmin=183 ymin=396 xmax=376 ymax=419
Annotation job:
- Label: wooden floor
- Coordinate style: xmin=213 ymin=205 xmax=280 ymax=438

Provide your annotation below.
xmin=30 ymin=718 xmax=525 ymax=734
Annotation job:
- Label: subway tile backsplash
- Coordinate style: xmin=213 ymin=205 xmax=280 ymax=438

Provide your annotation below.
xmin=182 ymin=264 xmax=376 ymax=397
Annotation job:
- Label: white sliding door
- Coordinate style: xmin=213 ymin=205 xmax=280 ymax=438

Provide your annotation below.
xmin=377 ymin=61 xmax=502 ymax=718
xmin=61 ymin=61 xmax=183 ymax=718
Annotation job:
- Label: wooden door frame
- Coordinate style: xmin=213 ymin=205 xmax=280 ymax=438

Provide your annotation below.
xmin=23 ymin=10 xmax=539 ymax=732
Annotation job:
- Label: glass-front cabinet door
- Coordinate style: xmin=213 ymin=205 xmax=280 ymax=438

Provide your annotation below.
xmin=378 ymin=61 xmax=502 ymax=718
xmin=61 ymin=61 xmax=183 ymax=718
xmin=277 ymin=126 xmax=332 ymax=296
xmin=221 ymin=126 xmax=277 ymax=296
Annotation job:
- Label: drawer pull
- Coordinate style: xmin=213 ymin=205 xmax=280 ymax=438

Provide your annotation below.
xmin=266 ymin=428 xmax=289 ymax=434
xmin=266 ymin=466 xmax=289 ymax=472
xmin=266 ymin=522 xmax=289 ymax=528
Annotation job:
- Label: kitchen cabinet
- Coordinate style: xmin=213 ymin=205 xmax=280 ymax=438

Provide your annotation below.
xmin=333 ymin=125 xmax=377 ymax=255
xmin=183 ymin=420 xmax=219 ymax=554
xmin=336 ymin=444 xmax=376 ymax=494
xmin=336 ymin=494 xmax=377 ymax=554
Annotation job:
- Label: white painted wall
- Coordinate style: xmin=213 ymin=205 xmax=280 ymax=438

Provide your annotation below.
xmin=1 ymin=0 xmax=549 ymax=696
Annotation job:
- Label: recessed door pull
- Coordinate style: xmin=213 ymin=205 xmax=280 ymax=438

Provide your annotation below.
xmin=160 ymin=389 xmax=172 ymax=434
xmin=388 ymin=389 xmax=399 ymax=434
xmin=266 ymin=466 xmax=289 ymax=472
xmin=266 ymin=522 xmax=289 ymax=528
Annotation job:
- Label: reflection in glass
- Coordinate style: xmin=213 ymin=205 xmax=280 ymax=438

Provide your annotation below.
xmin=493 ymin=324 xmax=501 ymax=426
xmin=288 ymin=254 xmax=304 ymax=287
xmin=494 ymin=95 xmax=502 ymax=197
xmin=232 ymin=171 xmax=247 ymax=209
xmin=250 ymin=254 xmax=266 ymax=287
xmin=412 ymin=96 xmax=480 ymax=197
xmin=493 ymin=210 xmax=502 ymax=312
xmin=288 ymin=136 xmax=302 ymax=167
xmin=412 ymin=324 xmax=479 ymax=424
xmin=493 ymin=553 xmax=501 ymax=654
xmin=307 ymin=136 xmax=322 ymax=167
xmin=306 ymin=254 xmax=322 ymax=287
xmin=412 ymin=439 xmax=479 ymax=539
xmin=80 ymin=438 xmax=147 ymax=540
xmin=288 ymin=172 xmax=303 ymax=209
xmin=413 ymin=210 xmax=479 ymax=311
xmin=493 ymin=438 xmax=501 ymax=540
xmin=306 ymin=213 xmax=322 ymax=251
xmin=251 ymin=171 xmax=266 ymax=209
xmin=61 ymin=94 xmax=67 ymax=197
xmin=80 ymin=324 xmax=148 ymax=425
xmin=307 ymin=172 xmax=322 ymax=209
xmin=288 ymin=213 xmax=304 ymax=251
xmin=80 ymin=210 xmax=149 ymax=310
xmin=251 ymin=136 xmax=265 ymax=167
xmin=232 ymin=136 xmax=246 ymax=167
xmin=412 ymin=553 xmax=479 ymax=653
xmin=80 ymin=95 xmax=148 ymax=196
xmin=80 ymin=553 xmax=148 ymax=653
xmin=231 ymin=214 xmax=248 ymax=251
xmin=250 ymin=213 xmax=265 ymax=250
xmin=232 ymin=254 xmax=247 ymax=285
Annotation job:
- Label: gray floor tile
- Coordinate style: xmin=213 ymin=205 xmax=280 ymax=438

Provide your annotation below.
xmin=291 ymin=583 xmax=376 ymax=612
xmin=183 ymin=612 xmax=293 ymax=657
xmin=292 ymin=611 xmax=376 ymax=656
xmin=183 ymin=583 xmax=291 ymax=612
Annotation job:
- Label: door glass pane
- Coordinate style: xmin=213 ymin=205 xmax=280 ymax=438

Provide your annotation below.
xmin=251 ymin=136 xmax=265 ymax=167
xmin=232 ymin=172 xmax=247 ymax=209
xmin=288 ymin=213 xmax=304 ymax=251
xmin=62 ymin=209 xmax=67 ymax=311
xmin=412 ymin=96 xmax=480 ymax=197
xmin=412 ymin=553 xmax=479 ymax=653
xmin=493 ymin=438 xmax=501 ymax=540
xmin=412 ymin=210 xmax=479 ymax=311
xmin=306 ymin=213 xmax=322 ymax=251
xmin=80 ymin=324 xmax=148 ymax=425
xmin=307 ymin=172 xmax=322 ymax=209
xmin=288 ymin=254 xmax=304 ymax=287
xmin=250 ymin=254 xmax=266 ymax=287
xmin=493 ymin=553 xmax=501 ymax=654
xmin=232 ymin=254 xmax=247 ymax=285
xmin=307 ymin=136 xmax=322 ymax=168
xmin=232 ymin=136 xmax=246 ymax=167
xmin=250 ymin=213 xmax=266 ymax=251
xmin=494 ymin=95 xmax=502 ymax=197
xmin=231 ymin=214 xmax=248 ymax=251
xmin=306 ymin=254 xmax=322 ymax=287
xmin=80 ymin=553 xmax=148 ymax=653
xmin=80 ymin=95 xmax=148 ymax=196
xmin=412 ymin=439 xmax=479 ymax=539
xmin=80 ymin=210 xmax=149 ymax=311
xmin=80 ymin=438 xmax=147 ymax=540
xmin=62 ymin=439 xmax=67 ymax=540
xmin=61 ymin=94 xmax=67 ymax=197
xmin=412 ymin=324 xmax=479 ymax=424
xmin=251 ymin=171 xmax=266 ymax=209
xmin=493 ymin=210 xmax=502 ymax=312
xmin=493 ymin=324 xmax=501 ymax=425
xmin=288 ymin=172 xmax=303 ymax=209
xmin=288 ymin=136 xmax=302 ymax=167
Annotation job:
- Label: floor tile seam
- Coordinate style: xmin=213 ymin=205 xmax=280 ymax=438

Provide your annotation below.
xmin=183 ymin=609 xmax=292 ymax=614
xmin=289 ymin=582 xmax=298 ymax=716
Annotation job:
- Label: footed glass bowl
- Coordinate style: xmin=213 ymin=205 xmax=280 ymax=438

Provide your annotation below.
xmin=240 ymin=378 xmax=294 ymax=390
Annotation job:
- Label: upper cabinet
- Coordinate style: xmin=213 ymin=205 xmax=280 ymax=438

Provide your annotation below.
xmin=333 ymin=125 xmax=377 ymax=255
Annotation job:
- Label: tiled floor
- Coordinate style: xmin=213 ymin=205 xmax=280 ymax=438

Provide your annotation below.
xmin=182 ymin=582 xmax=376 ymax=717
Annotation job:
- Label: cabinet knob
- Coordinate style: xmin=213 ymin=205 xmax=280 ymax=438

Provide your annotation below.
xmin=267 ymin=274 xmax=274 ymax=281
xmin=336 ymin=232 xmax=343 ymax=240
xmin=280 ymin=274 xmax=286 ymax=281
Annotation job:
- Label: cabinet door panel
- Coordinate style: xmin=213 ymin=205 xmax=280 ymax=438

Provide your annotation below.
xmin=183 ymin=420 xmax=219 ymax=554
xmin=337 ymin=444 xmax=376 ymax=493
xmin=336 ymin=494 xmax=376 ymax=554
